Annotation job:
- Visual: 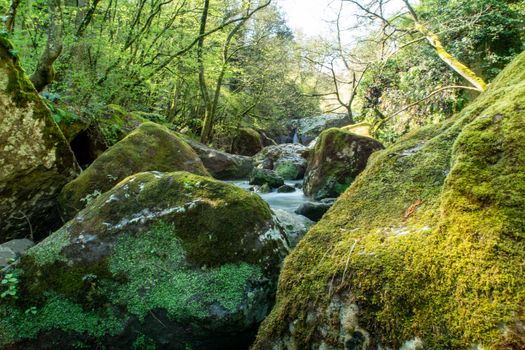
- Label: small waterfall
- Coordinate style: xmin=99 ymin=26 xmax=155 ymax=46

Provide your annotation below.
xmin=292 ymin=129 xmax=299 ymax=144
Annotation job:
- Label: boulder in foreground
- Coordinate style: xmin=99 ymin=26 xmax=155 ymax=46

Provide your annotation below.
xmin=253 ymin=52 xmax=525 ymax=350
xmin=1 ymin=171 xmax=288 ymax=350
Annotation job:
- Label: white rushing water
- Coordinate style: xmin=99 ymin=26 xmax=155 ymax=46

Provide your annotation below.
xmin=227 ymin=179 xmax=311 ymax=213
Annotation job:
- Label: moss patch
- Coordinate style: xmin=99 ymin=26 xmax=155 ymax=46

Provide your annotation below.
xmin=275 ymin=161 xmax=301 ymax=180
xmin=253 ymin=52 xmax=525 ymax=349
xmin=59 ymin=122 xmax=210 ymax=219
xmin=108 ymin=222 xmax=264 ymax=321
xmin=0 ymin=295 xmax=126 ymax=347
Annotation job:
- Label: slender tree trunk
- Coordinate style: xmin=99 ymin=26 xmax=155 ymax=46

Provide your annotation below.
xmin=200 ymin=64 xmax=226 ymax=143
xmin=197 ymin=0 xmax=210 ymax=143
xmin=30 ymin=0 xmax=64 ymax=92
xmin=4 ymin=0 xmax=21 ymax=32
xmin=402 ymin=0 xmax=487 ymax=91
xmin=199 ymin=0 xmax=271 ymax=144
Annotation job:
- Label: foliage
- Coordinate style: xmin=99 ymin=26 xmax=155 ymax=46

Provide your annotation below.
xmin=1 ymin=272 xmax=19 ymax=299
xmin=5 ymin=0 xmax=320 ymax=144
xmin=356 ymin=0 xmax=525 ymax=142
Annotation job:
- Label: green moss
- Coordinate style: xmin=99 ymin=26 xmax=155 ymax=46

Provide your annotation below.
xmin=27 ymin=228 xmax=70 ymax=266
xmin=59 ymin=122 xmax=210 ymax=219
xmin=96 ymin=104 xmax=149 ymax=145
xmin=254 ymin=52 xmax=525 ymax=349
xmin=107 ymin=222 xmax=263 ymax=321
xmin=304 ymin=127 xmax=383 ymax=200
xmin=231 ymin=127 xmax=263 ymax=156
xmin=275 ymin=161 xmax=300 ymax=180
xmin=0 ymin=295 xmax=126 ymax=346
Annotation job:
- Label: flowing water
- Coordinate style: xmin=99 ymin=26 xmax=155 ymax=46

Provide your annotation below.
xmin=227 ymin=179 xmax=311 ymax=213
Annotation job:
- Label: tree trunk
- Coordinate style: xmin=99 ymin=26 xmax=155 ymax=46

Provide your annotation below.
xmin=402 ymin=0 xmax=487 ymax=92
xmin=30 ymin=0 xmax=64 ymax=92
xmin=4 ymin=0 xmax=21 ymax=32
xmin=200 ymin=64 xmax=226 ymax=144
xmin=414 ymin=22 xmax=487 ymax=91
xmin=197 ymin=0 xmax=210 ymax=143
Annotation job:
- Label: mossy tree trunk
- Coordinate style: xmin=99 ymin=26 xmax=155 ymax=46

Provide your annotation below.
xmin=3 ymin=0 xmax=20 ymax=32
xmin=402 ymin=0 xmax=488 ymax=92
xmin=30 ymin=0 xmax=64 ymax=92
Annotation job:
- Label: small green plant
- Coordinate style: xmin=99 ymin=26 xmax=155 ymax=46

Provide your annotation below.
xmin=1 ymin=272 xmax=19 ymax=299
xmin=42 ymin=97 xmax=80 ymax=125
xmin=24 ymin=306 xmax=37 ymax=315
xmin=80 ymin=190 xmax=102 ymax=205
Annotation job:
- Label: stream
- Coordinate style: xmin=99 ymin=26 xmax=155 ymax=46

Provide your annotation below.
xmin=227 ymin=179 xmax=311 ymax=213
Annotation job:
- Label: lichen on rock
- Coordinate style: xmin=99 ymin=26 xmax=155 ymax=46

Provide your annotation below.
xmin=1 ymin=171 xmax=288 ymax=349
xmin=0 ymin=37 xmax=79 ymax=242
xmin=253 ymin=52 xmax=525 ymax=350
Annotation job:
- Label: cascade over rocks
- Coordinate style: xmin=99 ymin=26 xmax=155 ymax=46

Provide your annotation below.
xmin=185 ymin=138 xmax=254 ymax=179
xmin=0 ymin=171 xmax=289 ymax=350
xmin=253 ymin=52 xmax=525 ymax=350
xmin=255 ymin=144 xmax=308 ymax=180
xmin=59 ymin=122 xmax=209 ymax=220
xmin=304 ymin=128 xmax=384 ymax=200
xmin=0 ymin=37 xmax=79 ymax=243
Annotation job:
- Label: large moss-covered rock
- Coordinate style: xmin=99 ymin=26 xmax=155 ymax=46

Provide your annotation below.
xmin=253 ymin=53 xmax=525 ymax=349
xmin=59 ymin=122 xmax=209 ymax=219
xmin=96 ymin=104 xmax=149 ymax=145
xmin=0 ymin=37 xmax=79 ymax=242
xmin=304 ymin=128 xmax=383 ymax=200
xmin=0 ymin=171 xmax=289 ymax=349
xmin=186 ymin=138 xmax=254 ymax=179
xmin=231 ymin=127 xmax=264 ymax=156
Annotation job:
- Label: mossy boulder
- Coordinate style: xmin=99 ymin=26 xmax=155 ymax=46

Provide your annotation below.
xmin=185 ymin=138 xmax=254 ymax=179
xmin=0 ymin=37 xmax=79 ymax=242
xmin=96 ymin=104 xmax=149 ymax=145
xmin=59 ymin=122 xmax=209 ymax=219
xmin=231 ymin=127 xmax=264 ymax=156
xmin=304 ymin=128 xmax=384 ymax=200
xmin=0 ymin=171 xmax=289 ymax=349
xmin=255 ymin=144 xmax=308 ymax=180
xmin=249 ymin=169 xmax=285 ymax=189
xmin=253 ymin=52 xmax=525 ymax=349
